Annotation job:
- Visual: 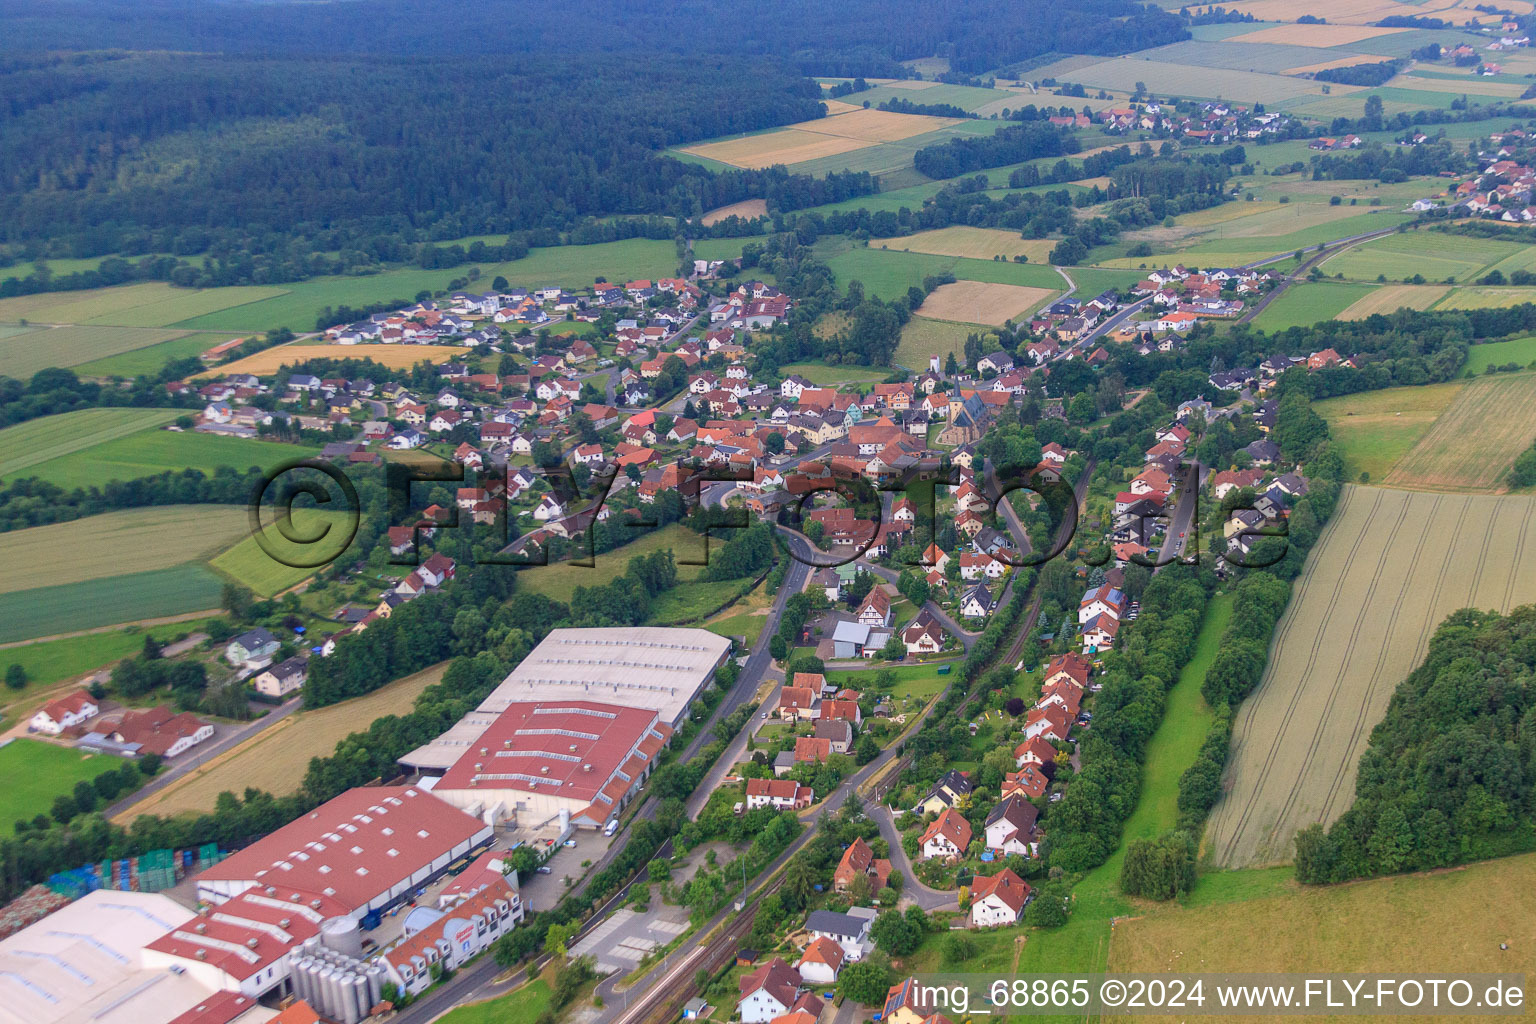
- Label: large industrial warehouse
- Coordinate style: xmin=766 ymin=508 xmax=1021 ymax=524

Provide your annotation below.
xmin=399 ymin=627 xmax=732 ymax=827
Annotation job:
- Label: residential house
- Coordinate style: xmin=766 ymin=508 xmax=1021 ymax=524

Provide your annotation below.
xmin=970 ymin=869 xmax=1032 ymax=928
xmin=252 ymin=656 xmax=308 ymax=699
xmin=833 ymin=836 xmax=892 ymax=894
xmin=984 ymin=795 xmax=1042 ymax=858
xmin=805 ymin=908 xmax=877 ymax=962
xmin=745 ymin=778 xmax=814 ymax=811
xmin=29 ymin=690 xmax=99 ymax=735
xmin=225 ymin=628 xmax=279 ymax=668
xmin=918 ymin=807 xmax=973 ymax=861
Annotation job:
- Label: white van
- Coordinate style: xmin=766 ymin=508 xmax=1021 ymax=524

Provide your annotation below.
xmin=603 ymin=819 xmax=618 ymax=836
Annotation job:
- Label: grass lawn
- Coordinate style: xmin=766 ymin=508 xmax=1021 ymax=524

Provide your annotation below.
xmin=1250 ymin=281 xmax=1377 ymax=332
xmin=895 ymin=316 xmax=978 ymax=370
xmin=21 ymin=427 xmax=320 ymax=491
xmin=646 ymin=574 xmax=757 ymax=625
xmin=209 ymin=508 xmax=363 ymax=597
xmin=0 ymin=739 xmax=123 ymax=829
xmin=0 ymin=565 xmax=226 ymax=643
xmin=829 ymin=661 xmax=953 ymax=701
xmin=0 ymin=408 xmax=181 ymax=482
xmin=779 ymin=362 xmax=891 ymax=387
xmin=1463 ymin=336 xmax=1536 ymax=376
xmin=516 ymin=523 xmax=707 ymax=604
xmin=0 ymin=619 xmax=220 ymax=712
xmin=1315 ymin=379 xmax=1467 ymax=482
xmin=435 ymin=980 xmax=552 ymax=1024
xmin=1075 ymin=593 xmax=1232 ymax=904
xmin=818 ymin=239 xmax=1064 ymax=300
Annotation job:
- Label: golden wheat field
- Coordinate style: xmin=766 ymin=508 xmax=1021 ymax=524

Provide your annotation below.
xmin=680 ymin=108 xmax=962 ymax=169
xmin=701 ymin=198 xmax=769 ymax=225
xmin=914 ymin=280 xmax=1056 ymax=326
xmin=193 ymin=343 xmax=466 ymax=377
xmin=1205 ymin=486 xmax=1536 ymax=868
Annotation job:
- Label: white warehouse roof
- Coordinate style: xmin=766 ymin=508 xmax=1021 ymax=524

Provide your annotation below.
xmin=0 ymin=890 xmax=219 ymax=1024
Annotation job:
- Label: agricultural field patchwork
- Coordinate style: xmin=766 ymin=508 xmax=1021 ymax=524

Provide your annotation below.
xmin=1384 ymin=373 xmax=1536 ymax=491
xmin=16 ymin=426 xmax=320 ymax=491
xmin=677 ymin=108 xmax=962 ymax=170
xmin=1433 ymin=286 xmax=1536 ymax=311
xmin=113 ymin=662 xmax=449 ymax=820
xmin=1323 ymin=230 xmax=1524 ymax=283
xmin=869 ymin=226 xmax=1056 ymax=263
xmin=0 ymin=564 xmax=227 ymax=643
xmin=819 ymin=241 xmax=1064 ymax=300
xmin=192 ymin=342 xmax=466 ymax=377
xmin=0 ymin=407 xmax=182 ymax=482
xmin=1314 ymin=380 xmax=1466 ymax=482
xmin=0 ymin=282 xmax=287 ymax=329
xmin=913 ymin=280 xmax=1056 ymax=326
xmin=1335 ymin=283 xmax=1451 ymax=319
xmin=1205 ymin=485 xmax=1536 ymax=868
xmin=1251 ymin=282 xmax=1377 ymax=332
xmin=0 ymin=507 xmax=251 ymax=594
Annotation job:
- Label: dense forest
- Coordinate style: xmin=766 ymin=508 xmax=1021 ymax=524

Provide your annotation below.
xmin=0 ymin=0 xmax=1189 ymax=75
xmin=0 ymin=52 xmax=824 ymax=258
xmin=1296 ymin=605 xmax=1536 ymax=883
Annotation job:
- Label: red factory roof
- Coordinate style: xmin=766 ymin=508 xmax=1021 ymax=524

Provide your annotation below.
xmin=435 ymin=700 xmax=669 ymax=804
xmin=193 ymin=787 xmax=487 ymax=913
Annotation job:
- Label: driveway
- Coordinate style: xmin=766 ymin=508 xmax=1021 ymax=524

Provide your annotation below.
xmin=874 ymin=806 xmax=958 ymax=911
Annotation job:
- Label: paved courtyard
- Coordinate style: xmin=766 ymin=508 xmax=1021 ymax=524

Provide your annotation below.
xmin=571 ymin=905 xmax=690 ymax=974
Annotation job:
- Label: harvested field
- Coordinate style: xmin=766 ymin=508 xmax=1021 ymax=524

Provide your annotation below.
xmin=914 ymin=280 xmax=1056 ymax=326
xmin=680 ymin=108 xmax=962 ymax=170
xmin=1108 ymin=853 xmax=1536 ymax=1018
xmin=1206 ymin=485 xmax=1536 ymax=868
xmin=115 ymin=662 xmax=449 ymax=820
xmin=869 ymin=226 xmax=1055 ymax=263
xmin=0 ymin=507 xmax=250 ymax=594
xmin=193 ymin=342 xmax=466 ymax=377
xmin=1228 ymin=23 xmax=1407 ymax=46
xmin=1216 ymin=0 xmax=1502 ymax=25
xmin=810 ymin=107 xmax=965 ymax=143
xmin=1336 ymin=283 xmax=1450 ymax=319
xmin=1384 ymin=372 xmax=1536 ymax=491
xmin=683 ymin=129 xmax=872 ymax=169
xmin=883 ymin=80 xmax=940 ymax=90
xmin=819 ymin=99 xmax=863 ymax=115
xmin=1282 ymin=54 xmax=1398 ymax=75
xmin=701 ymin=199 xmax=768 ymax=225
